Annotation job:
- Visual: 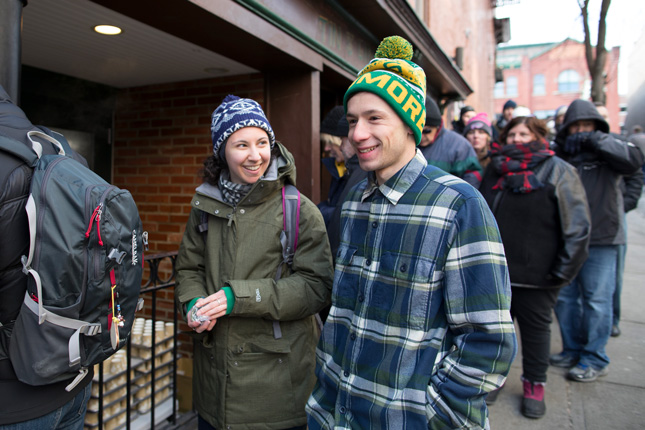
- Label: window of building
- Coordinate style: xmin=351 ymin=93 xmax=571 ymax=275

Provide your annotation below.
xmin=558 ymin=70 xmax=580 ymax=93
xmin=533 ymin=74 xmax=545 ymax=96
xmin=494 ymin=81 xmax=505 ymax=98
xmin=506 ymin=76 xmax=518 ymax=97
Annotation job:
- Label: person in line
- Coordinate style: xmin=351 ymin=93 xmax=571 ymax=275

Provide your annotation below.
xmin=0 ymin=85 xmax=93 ymax=429
xmin=175 ymin=95 xmax=334 ymax=430
xmin=318 ymin=106 xmax=351 ymax=228
xmin=321 ymin=111 xmax=366 ymax=323
xmin=325 ymin=112 xmax=367 ymax=261
xmin=595 ymin=105 xmax=644 ymax=338
xmin=494 ymin=99 xmax=517 ymax=135
xmin=551 ymin=99 xmax=644 ymax=382
xmin=419 ymin=97 xmax=482 ymax=187
xmin=306 ymin=35 xmax=517 ymax=430
xmin=464 ymin=112 xmax=495 ymax=169
xmin=554 ymin=105 xmax=568 ymax=131
xmin=451 ymin=104 xmax=475 ymax=135
xmin=479 ymin=116 xmax=591 ymax=418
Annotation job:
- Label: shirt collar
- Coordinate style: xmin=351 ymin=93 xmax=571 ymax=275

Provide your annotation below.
xmin=361 ymin=149 xmax=427 ymax=205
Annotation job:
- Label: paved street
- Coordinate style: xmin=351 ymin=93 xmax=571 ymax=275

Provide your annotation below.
xmin=488 ymin=194 xmax=645 ymax=429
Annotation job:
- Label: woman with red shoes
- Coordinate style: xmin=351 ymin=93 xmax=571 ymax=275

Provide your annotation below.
xmin=478 ymin=116 xmax=591 ymax=418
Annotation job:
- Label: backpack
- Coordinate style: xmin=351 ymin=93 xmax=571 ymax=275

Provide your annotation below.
xmin=198 ymin=184 xmax=321 ymax=337
xmin=0 ymin=130 xmax=146 ymax=391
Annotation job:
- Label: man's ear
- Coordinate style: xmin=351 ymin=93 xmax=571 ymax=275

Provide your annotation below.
xmin=406 ymin=127 xmax=417 ymax=145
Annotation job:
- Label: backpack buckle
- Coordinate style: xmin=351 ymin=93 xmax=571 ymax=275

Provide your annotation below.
xmin=108 ymin=248 xmax=126 ymax=265
xmin=82 ymin=324 xmax=102 ymax=336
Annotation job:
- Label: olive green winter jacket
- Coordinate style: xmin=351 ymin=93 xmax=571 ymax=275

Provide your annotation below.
xmin=175 ymin=142 xmax=334 ymax=430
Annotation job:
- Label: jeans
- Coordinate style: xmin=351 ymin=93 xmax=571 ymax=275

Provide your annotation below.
xmin=613 ymin=218 xmax=627 ymax=327
xmin=511 ymin=287 xmax=561 ymax=383
xmin=554 ymin=245 xmax=617 ymax=370
xmin=0 ymin=382 xmax=91 ymax=430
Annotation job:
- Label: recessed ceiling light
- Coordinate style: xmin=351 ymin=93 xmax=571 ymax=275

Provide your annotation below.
xmin=94 ymin=25 xmax=122 ymax=35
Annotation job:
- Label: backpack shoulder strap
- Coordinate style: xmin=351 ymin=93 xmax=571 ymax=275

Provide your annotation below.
xmin=281 ymin=184 xmax=301 ymax=266
xmin=197 ymin=210 xmax=209 ymax=243
xmin=272 ymin=184 xmax=302 ymax=339
xmin=0 ymin=134 xmax=39 ymax=166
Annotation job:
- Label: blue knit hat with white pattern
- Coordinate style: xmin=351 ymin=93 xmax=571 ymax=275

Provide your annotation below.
xmin=210 ymin=95 xmax=275 ymax=160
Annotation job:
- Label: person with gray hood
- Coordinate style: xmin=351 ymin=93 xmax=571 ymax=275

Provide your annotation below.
xmin=550 ymin=99 xmax=644 ymax=383
xmin=175 ymin=95 xmax=333 ymax=430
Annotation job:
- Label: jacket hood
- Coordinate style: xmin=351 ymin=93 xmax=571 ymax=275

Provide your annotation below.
xmin=0 ymin=85 xmax=39 ymax=144
xmin=555 ymin=99 xmax=609 ymax=143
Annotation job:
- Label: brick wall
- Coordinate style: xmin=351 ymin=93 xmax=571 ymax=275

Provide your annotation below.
xmin=113 ymin=74 xmax=265 ymax=337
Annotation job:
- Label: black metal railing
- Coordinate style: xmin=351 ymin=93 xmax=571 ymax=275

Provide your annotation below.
xmin=91 ymin=251 xmax=182 ymax=430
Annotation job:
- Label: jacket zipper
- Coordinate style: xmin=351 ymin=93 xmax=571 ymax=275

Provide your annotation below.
xmin=80 ymin=186 xmax=115 ymax=310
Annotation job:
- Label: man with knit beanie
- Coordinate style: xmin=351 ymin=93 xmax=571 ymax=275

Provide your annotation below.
xmin=307 ymin=35 xmax=517 ymax=430
xmin=451 ymin=105 xmax=475 ymax=134
xmin=420 ymin=97 xmax=482 ymax=187
xmin=494 ymin=99 xmax=517 ymax=136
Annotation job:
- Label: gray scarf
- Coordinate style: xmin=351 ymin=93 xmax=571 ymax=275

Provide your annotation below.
xmin=218 ymin=171 xmax=253 ymax=207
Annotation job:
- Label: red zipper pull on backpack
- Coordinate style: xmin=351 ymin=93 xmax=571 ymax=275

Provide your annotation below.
xmin=96 ymin=205 xmax=103 ymax=246
xmin=84 ymin=204 xmax=101 ymax=238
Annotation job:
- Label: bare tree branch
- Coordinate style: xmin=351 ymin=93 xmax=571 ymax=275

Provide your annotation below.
xmin=578 ymin=0 xmax=612 ymax=103
xmin=594 ymin=0 xmax=611 ymax=76
xmin=580 ymin=0 xmax=594 ymax=73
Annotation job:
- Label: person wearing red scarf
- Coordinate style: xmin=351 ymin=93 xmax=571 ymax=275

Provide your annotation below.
xmin=478 ymin=116 xmax=591 ymax=419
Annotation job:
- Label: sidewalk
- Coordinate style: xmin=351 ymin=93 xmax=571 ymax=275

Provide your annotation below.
xmin=488 ymin=195 xmax=645 ymax=429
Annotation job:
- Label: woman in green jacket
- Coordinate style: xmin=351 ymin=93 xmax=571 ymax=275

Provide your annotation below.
xmin=176 ymin=95 xmax=334 ymax=430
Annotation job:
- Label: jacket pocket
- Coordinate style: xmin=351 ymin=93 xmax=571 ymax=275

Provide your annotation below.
xmin=225 ymin=342 xmax=296 ymax=424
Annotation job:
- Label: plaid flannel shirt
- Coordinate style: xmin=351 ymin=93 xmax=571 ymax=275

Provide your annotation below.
xmin=307 ymin=151 xmax=517 ymax=429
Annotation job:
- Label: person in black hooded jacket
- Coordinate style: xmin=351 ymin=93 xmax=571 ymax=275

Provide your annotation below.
xmin=550 ymin=99 xmax=644 ymax=383
xmin=0 ymin=85 xmax=92 ymax=428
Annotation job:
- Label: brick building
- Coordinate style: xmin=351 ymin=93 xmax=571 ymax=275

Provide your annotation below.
xmin=494 ymin=38 xmax=621 ymax=132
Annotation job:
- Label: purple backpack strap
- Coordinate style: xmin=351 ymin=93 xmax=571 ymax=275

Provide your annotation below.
xmin=273 ymin=184 xmax=301 ymax=339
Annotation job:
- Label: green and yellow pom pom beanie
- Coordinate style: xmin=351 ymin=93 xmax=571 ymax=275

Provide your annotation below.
xmin=344 ymin=35 xmax=427 ymax=145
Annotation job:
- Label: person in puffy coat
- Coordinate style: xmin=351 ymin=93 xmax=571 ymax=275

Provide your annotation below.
xmin=175 ymin=95 xmax=334 ymax=430
xmin=479 ymin=116 xmax=591 ymax=419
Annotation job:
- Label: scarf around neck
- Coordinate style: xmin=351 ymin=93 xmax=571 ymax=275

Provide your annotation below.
xmin=219 ymin=171 xmax=253 ymax=206
xmin=490 ymin=140 xmax=554 ymax=193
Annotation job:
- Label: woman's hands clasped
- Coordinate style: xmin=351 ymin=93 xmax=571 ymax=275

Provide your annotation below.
xmin=187 ymin=291 xmax=228 ymax=333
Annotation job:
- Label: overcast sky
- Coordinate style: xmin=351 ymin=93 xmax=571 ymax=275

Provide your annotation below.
xmin=495 ymin=0 xmax=645 ymax=94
